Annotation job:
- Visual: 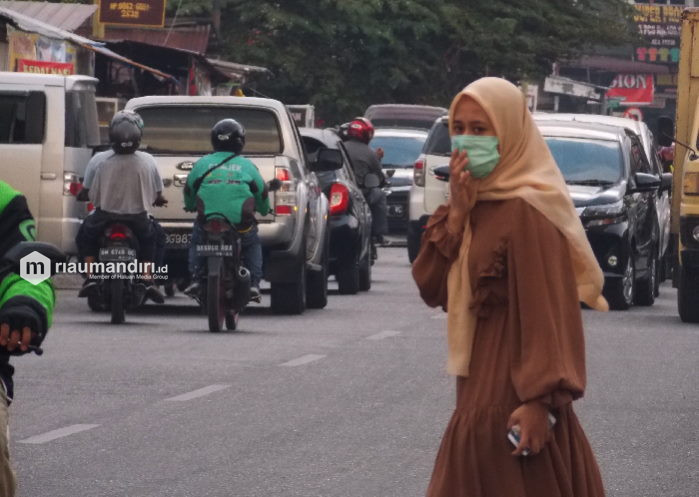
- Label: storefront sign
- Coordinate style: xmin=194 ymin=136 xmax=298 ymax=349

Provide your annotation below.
xmin=99 ymin=0 xmax=166 ymax=27
xmin=606 ymin=74 xmax=654 ymax=106
xmin=17 ymin=59 xmax=74 ymax=75
xmin=634 ymin=4 xmax=682 ymax=64
xmin=544 ymin=76 xmax=600 ymax=101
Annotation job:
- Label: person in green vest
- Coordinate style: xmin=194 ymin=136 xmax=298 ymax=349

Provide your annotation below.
xmin=183 ymin=119 xmax=271 ymax=301
xmin=0 ymin=181 xmax=56 ymax=497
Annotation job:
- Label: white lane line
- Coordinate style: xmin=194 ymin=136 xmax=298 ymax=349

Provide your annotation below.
xmin=366 ymin=330 xmax=401 ymax=340
xmin=280 ymin=354 xmax=326 ymax=367
xmin=165 ymin=384 xmax=231 ymax=402
xmin=18 ymin=424 xmax=100 ymax=444
xmin=431 ymin=313 xmax=447 ymax=320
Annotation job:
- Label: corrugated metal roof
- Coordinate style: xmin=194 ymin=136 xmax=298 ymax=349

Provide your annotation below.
xmin=0 ymin=1 xmax=96 ymax=32
xmin=104 ymin=25 xmax=210 ymax=54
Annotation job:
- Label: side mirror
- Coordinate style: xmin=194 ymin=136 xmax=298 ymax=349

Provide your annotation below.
xmin=433 ymin=165 xmax=450 ymax=182
xmin=657 ymin=116 xmax=675 ymax=147
xmin=660 ymin=172 xmax=673 ymax=193
xmin=630 ymin=172 xmax=661 ymax=193
xmin=311 ymin=148 xmax=343 ymax=172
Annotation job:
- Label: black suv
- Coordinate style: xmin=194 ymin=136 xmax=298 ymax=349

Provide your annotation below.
xmin=538 ymin=121 xmax=671 ymax=310
xmin=300 ymin=128 xmax=373 ymax=294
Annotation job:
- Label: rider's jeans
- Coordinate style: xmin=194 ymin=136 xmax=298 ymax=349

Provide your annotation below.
xmin=364 ymin=187 xmax=388 ymax=237
xmin=189 ymin=222 xmax=263 ymax=288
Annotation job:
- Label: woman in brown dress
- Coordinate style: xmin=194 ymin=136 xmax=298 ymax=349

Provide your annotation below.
xmin=412 ymin=77 xmax=609 ymax=497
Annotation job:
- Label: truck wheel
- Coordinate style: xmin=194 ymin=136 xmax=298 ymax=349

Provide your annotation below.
xmin=337 ymin=252 xmax=360 ymax=295
xmin=306 ymin=234 xmax=329 ymax=309
xmin=271 ymin=263 xmax=306 ymax=315
xmin=635 ymin=252 xmax=656 ymax=306
xmin=604 ymin=254 xmax=634 ymax=310
xmin=678 ymin=264 xmax=699 ymax=322
xmin=359 ymin=247 xmax=371 ymax=291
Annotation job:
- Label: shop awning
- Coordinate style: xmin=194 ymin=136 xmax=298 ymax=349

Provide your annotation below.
xmin=0 ymin=1 xmax=96 ymax=32
xmin=0 ymin=6 xmax=175 ymax=81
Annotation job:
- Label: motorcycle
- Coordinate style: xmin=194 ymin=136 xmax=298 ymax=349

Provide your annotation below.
xmin=192 ymin=179 xmax=281 ymax=333
xmin=89 ymin=222 xmax=146 ymax=324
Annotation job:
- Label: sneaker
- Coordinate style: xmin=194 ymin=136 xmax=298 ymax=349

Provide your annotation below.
xmin=145 ymin=284 xmax=165 ymax=304
xmin=249 ymin=286 xmax=262 ymax=303
xmin=184 ymin=281 xmax=200 ymax=298
xmin=78 ymin=280 xmax=99 ymax=298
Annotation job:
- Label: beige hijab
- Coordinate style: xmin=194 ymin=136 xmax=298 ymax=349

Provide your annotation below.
xmin=446 ymin=77 xmax=608 ymax=377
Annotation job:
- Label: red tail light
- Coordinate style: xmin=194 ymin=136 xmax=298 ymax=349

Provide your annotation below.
xmin=203 ymin=218 xmax=231 ymax=234
xmin=329 ymin=183 xmax=350 ymax=215
xmin=276 ymin=167 xmax=291 ymax=182
xmin=106 ymin=224 xmax=130 ymax=240
xmin=413 ymin=157 xmax=426 ymax=186
xmin=275 ymin=205 xmax=293 ymax=215
xmin=87 ymin=202 xmax=95 ymax=213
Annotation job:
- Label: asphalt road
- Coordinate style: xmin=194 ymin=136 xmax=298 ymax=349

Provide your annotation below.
xmin=8 ymin=247 xmax=699 ymax=497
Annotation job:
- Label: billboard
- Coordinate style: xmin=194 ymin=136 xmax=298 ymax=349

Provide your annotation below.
xmin=99 ymin=0 xmax=166 ymax=27
xmin=606 ymin=74 xmax=655 ymax=106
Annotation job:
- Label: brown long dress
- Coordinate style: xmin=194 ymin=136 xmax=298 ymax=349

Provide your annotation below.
xmin=421 ymin=198 xmax=605 ymax=497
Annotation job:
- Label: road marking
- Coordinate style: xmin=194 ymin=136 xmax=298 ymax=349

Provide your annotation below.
xmin=18 ymin=424 xmax=99 ymax=444
xmin=367 ymin=330 xmax=401 ymax=340
xmin=165 ymin=384 xmax=231 ymax=402
xmin=431 ymin=313 xmax=447 ymax=320
xmin=280 ymin=354 xmax=326 ymax=367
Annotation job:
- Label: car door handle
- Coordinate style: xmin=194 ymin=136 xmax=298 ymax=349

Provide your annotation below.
xmin=173 ymin=174 xmax=188 ymax=187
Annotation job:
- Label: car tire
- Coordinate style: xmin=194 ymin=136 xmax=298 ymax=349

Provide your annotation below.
xmin=306 ymin=234 xmax=329 ymax=309
xmin=359 ymin=245 xmax=372 ymax=292
xmin=678 ymin=264 xmax=699 ymax=322
xmin=635 ymin=251 xmax=656 ymax=306
xmin=337 ymin=253 xmax=360 ymax=295
xmin=604 ymin=253 xmax=635 ymax=310
xmin=271 ymin=262 xmax=307 ymax=315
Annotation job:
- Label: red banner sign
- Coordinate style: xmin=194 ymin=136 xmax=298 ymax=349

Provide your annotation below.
xmin=606 ymin=74 xmax=654 ymax=106
xmin=17 ymin=59 xmax=74 ymax=75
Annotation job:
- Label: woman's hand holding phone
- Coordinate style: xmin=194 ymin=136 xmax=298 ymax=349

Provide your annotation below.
xmin=507 ymin=402 xmax=554 ymax=456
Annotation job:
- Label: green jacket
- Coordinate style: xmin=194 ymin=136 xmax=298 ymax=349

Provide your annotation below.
xmin=183 ymin=152 xmax=270 ymax=225
xmin=0 ymin=181 xmax=56 ymax=402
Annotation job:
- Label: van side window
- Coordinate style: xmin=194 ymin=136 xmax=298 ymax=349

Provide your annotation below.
xmin=65 ymin=90 xmax=100 ymax=148
xmin=0 ymin=91 xmax=46 ymax=144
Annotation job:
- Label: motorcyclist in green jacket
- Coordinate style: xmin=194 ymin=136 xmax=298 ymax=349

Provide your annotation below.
xmin=0 ymin=180 xmax=55 ymax=496
xmin=183 ymin=119 xmax=270 ymax=301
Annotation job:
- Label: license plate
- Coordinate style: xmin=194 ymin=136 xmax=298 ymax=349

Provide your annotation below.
xmin=195 ymin=243 xmax=234 ymax=257
xmin=166 ymin=231 xmax=192 ymax=249
xmin=99 ymin=246 xmax=136 ymax=262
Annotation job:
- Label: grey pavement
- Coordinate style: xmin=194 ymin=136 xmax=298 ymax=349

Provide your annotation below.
xmin=7 ymin=247 xmax=699 ymax=497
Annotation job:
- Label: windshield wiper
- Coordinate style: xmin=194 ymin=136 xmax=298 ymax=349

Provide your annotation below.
xmin=566 ymin=179 xmax=614 ymax=186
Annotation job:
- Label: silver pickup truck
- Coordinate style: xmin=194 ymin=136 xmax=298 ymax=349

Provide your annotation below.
xmin=124 ymin=96 xmax=330 ymax=314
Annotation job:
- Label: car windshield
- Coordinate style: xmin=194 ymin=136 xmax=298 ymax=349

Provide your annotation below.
xmin=370 ymin=135 xmax=426 ymax=168
xmin=545 ymin=137 xmax=623 ymax=184
xmin=136 ymin=106 xmax=282 ymax=155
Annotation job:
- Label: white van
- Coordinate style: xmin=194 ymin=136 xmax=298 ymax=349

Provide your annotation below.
xmin=0 ymin=72 xmax=99 ymax=254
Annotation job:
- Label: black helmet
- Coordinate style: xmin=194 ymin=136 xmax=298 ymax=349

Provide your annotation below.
xmin=211 ymin=119 xmax=245 ymax=154
xmin=109 ymin=110 xmax=143 ymax=154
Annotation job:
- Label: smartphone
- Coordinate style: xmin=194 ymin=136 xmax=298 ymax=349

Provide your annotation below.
xmin=507 ymin=412 xmax=557 ymax=456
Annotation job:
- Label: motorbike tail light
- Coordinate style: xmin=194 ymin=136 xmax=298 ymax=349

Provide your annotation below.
xmin=413 ymin=156 xmax=426 ymax=187
xmin=203 ymin=218 xmax=231 ymax=234
xmin=106 ymin=223 xmax=130 ymax=240
xmin=63 ymin=172 xmax=82 ymax=196
xmin=329 ymin=183 xmax=350 ymax=215
xmin=274 ymin=166 xmax=296 ymax=216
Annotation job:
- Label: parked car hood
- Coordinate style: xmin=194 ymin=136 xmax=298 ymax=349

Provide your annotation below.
xmin=567 ymin=183 xmax=624 ymax=207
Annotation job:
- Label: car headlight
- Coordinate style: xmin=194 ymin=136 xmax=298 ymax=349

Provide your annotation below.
xmin=684 ymin=172 xmax=699 ymax=195
xmin=580 ymin=200 xmax=625 ymax=227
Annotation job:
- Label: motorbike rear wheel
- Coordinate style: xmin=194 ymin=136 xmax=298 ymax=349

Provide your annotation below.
xmin=207 ymin=258 xmax=225 ymax=333
xmin=110 ymin=278 xmax=125 ymax=324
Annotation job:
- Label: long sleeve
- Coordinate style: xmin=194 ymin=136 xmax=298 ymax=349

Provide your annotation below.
xmin=507 ymin=202 xmax=586 ymax=408
xmin=412 ymin=204 xmax=463 ymax=310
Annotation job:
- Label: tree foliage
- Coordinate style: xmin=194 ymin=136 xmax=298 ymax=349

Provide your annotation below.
xmin=202 ymin=0 xmax=636 ymax=122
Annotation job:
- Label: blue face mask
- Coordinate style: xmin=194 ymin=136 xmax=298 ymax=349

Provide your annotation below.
xmin=451 ymin=135 xmax=500 ymax=178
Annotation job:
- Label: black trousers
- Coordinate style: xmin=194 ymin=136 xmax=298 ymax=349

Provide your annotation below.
xmin=76 ymin=209 xmax=155 ymax=261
